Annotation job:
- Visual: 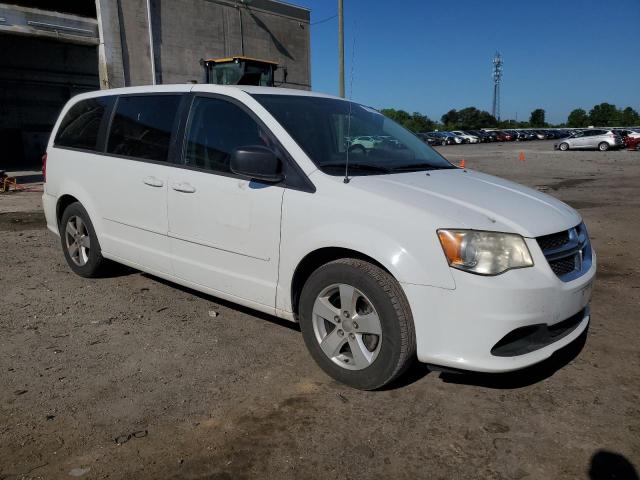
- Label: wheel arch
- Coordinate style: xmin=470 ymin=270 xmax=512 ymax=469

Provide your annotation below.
xmin=53 ymin=183 xmax=105 ymax=242
xmin=56 ymin=194 xmax=80 ymax=226
xmin=289 ymin=247 xmax=393 ymax=318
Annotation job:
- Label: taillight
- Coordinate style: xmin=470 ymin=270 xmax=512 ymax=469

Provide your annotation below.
xmin=42 ymin=152 xmax=47 ymax=182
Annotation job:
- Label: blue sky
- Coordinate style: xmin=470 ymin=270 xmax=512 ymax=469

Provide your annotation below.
xmin=292 ymin=0 xmax=640 ymax=124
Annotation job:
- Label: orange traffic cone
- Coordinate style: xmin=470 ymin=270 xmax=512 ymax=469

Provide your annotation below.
xmin=459 ymin=159 xmax=466 ymax=168
xmin=518 ymin=151 xmax=525 ymax=162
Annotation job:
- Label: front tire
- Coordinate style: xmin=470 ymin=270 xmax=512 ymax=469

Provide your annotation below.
xmin=299 ymin=258 xmax=416 ymax=390
xmin=60 ymin=202 xmax=107 ymax=278
xmin=598 ymin=142 xmax=609 ymax=151
xmin=559 ymin=142 xmax=569 ymax=151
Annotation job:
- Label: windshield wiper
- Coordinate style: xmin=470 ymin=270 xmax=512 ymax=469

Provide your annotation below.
xmin=389 ymin=163 xmax=452 ymax=172
xmin=321 ymin=162 xmax=391 ymax=173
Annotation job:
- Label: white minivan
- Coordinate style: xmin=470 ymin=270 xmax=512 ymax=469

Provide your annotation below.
xmin=42 ymin=85 xmax=596 ymax=389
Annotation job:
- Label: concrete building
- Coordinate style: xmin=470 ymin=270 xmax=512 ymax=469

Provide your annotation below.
xmin=0 ymin=0 xmax=310 ymax=167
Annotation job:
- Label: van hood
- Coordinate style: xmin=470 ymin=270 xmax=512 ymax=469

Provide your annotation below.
xmin=348 ymin=169 xmax=581 ymax=238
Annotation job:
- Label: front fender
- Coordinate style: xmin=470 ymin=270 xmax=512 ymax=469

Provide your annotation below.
xmin=276 ymin=188 xmax=456 ymax=313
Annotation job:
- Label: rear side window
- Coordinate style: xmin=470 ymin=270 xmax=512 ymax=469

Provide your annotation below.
xmin=107 ymin=95 xmax=181 ymax=161
xmin=55 ymin=97 xmax=112 ymax=151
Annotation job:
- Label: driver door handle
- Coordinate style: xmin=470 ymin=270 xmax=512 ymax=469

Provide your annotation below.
xmin=171 ymin=182 xmax=196 ymax=193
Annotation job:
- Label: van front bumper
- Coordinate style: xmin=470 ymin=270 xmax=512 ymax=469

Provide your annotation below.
xmin=402 ymin=247 xmax=596 ymax=373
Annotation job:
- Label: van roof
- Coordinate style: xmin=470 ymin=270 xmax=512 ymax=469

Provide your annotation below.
xmin=70 ymin=84 xmax=343 ymax=101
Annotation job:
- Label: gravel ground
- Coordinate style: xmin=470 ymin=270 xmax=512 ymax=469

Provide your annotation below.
xmin=1 ymin=141 xmax=639 ymax=479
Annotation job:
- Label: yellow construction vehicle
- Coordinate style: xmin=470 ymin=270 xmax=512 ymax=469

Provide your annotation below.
xmin=201 ymin=56 xmax=279 ymax=86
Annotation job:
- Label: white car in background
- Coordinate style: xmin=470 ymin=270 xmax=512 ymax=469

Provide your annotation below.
xmin=555 ymin=129 xmax=624 ymax=151
xmin=451 ymin=130 xmax=479 ymax=143
xmin=350 ymin=135 xmax=381 ymax=150
xmin=42 ymin=85 xmax=596 ymax=390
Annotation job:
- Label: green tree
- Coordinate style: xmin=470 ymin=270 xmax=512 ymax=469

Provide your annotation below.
xmin=567 ymin=108 xmax=589 ymax=127
xmin=529 ymin=109 xmax=546 ymax=127
xmin=441 ymin=109 xmax=459 ymax=127
xmin=455 ymin=107 xmax=492 ymax=129
xmin=404 ymin=112 xmax=435 ymax=133
xmin=380 ymin=108 xmax=410 ymax=124
xmin=380 ymin=109 xmax=435 ymax=133
xmin=620 ymin=107 xmax=639 ymax=126
xmin=499 ymin=119 xmax=527 ymax=129
xmin=589 ymin=103 xmax=619 ymax=126
xmin=476 ymin=110 xmax=498 ymax=128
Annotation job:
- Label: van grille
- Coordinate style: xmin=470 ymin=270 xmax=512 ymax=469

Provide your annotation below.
xmin=536 ymin=223 xmax=592 ymax=282
xmin=537 ymin=231 xmax=570 ymax=251
xmin=549 ymin=256 xmax=576 ymax=276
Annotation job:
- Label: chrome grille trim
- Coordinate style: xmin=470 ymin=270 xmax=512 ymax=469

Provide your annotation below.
xmin=537 ymin=223 xmax=592 ymax=282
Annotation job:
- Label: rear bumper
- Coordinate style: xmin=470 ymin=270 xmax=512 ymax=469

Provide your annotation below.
xmin=402 ymin=246 xmax=596 ymax=373
xmin=42 ymin=192 xmax=59 ymax=235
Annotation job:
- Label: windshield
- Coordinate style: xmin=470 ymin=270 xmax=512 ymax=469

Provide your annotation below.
xmin=253 ymin=95 xmax=455 ymax=175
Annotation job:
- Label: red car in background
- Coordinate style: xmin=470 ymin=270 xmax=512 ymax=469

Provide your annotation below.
xmin=623 ymin=135 xmax=640 ymax=150
xmin=494 ymin=131 xmax=513 ymax=142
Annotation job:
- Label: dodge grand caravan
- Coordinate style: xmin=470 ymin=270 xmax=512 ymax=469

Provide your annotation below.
xmin=43 ymin=85 xmax=596 ymax=390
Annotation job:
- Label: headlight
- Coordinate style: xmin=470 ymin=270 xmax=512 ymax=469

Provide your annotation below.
xmin=437 ymin=229 xmax=533 ymax=275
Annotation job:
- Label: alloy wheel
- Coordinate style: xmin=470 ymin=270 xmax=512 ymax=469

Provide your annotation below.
xmin=65 ymin=215 xmax=91 ymax=266
xmin=311 ymin=283 xmax=382 ymax=370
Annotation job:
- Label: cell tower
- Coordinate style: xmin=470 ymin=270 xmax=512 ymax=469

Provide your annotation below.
xmin=491 ymin=52 xmax=503 ymax=121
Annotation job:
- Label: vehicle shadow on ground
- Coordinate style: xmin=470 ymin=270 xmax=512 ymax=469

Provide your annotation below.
xmin=92 ymin=262 xmax=138 ymax=279
xmin=140 ymin=272 xmax=588 ymax=390
xmin=142 ymin=273 xmax=301 ymax=332
xmin=589 ymin=450 xmax=639 ymax=480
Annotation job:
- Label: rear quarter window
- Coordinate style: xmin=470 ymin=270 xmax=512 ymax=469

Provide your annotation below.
xmin=54 ymin=97 xmax=112 ymax=151
xmin=107 ymin=95 xmax=181 ymax=162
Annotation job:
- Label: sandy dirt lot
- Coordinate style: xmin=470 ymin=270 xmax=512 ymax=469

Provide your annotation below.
xmin=1 ymin=141 xmax=639 ymax=479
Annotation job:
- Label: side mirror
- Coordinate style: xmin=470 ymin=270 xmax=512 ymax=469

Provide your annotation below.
xmin=230 ymin=145 xmax=284 ymax=183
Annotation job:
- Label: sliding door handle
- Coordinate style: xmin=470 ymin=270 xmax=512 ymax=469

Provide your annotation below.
xmin=143 ymin=176 xmax=163 ymax=187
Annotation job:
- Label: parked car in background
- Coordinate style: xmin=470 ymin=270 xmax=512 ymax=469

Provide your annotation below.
xmin=451 ymin=131 xmax=479 ymax=144
xmin=621 ymin=134 xmax=640 ymax=150
xmin=614 ymin=129 xmax=640 ymax=140
xmin=484 ymin=130 xmax=499 ymax=141
xmin=555 ymin=129 xmax=624 ymax=151
xmin=494 ymin=131 xmax=513 ymax=142
xmin=441 ymin=132 xmax=464 ymax=144
xmin=509 ymin=130 xmax=528 ymax=141
xmin=467 ymin=130 xmax=493 ymax=142
xmin=429 ymin=131 xmax=463 ymax=145
xmin=424 ymin=132 xmax=450 ymax=145
xmin=418 ymin=133 xmax=444 ymax=146
xmin=350 ymin=135 xmax=382 ymax=150
xmin=535 ymin=130 xmax=546 ymax=139
xmin=44 ymin=84 xmax=596 ymax=390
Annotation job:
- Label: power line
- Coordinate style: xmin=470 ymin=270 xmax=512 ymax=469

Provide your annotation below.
xmin=311 ymin=13 xmax=337 ymax=26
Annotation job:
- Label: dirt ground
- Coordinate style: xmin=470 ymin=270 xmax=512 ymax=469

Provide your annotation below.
xmin=1 ymin=141 xmax=639 ymax=479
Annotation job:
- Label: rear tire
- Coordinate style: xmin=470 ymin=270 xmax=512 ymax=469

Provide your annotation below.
xmin=60 ymin=202 xmax=108 ymax=278
xmin=598 ymin=142 xmax=609 ymax=151
xmin=299 ymin=258 xmax=416 ymax=390
xmin=559 ymin=142 xmax=569 ymax=151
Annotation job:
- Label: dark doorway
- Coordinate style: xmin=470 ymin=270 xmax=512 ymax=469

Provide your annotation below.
xmin=0 ymin=34 xmax=99 ymax=168
xmin=4 ymin=1 xmax=96 ymax=18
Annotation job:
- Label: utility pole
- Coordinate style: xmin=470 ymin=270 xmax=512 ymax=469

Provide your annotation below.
xmin=338 ymin=0 xmax=345 ymax=98
xmin=146 ymin=0 xmax=156 ymax=84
